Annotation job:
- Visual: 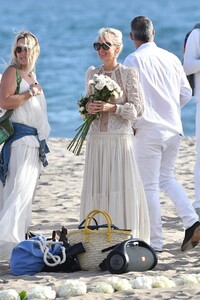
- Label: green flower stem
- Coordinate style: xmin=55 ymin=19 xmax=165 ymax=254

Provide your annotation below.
xmin=67 ymin=114 xmax=96 ymax=155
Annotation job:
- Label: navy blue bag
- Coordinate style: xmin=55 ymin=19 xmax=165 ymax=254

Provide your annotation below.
xmin=10 ymin=235 xmax=65 ymax=276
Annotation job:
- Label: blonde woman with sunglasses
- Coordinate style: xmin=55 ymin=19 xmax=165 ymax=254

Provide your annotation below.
xmin=80 ymin=27 xmax=150 ymax=244
xmin=0 ymin=30 xmax=50 ymax=260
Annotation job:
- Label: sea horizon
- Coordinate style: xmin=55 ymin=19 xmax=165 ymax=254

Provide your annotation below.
xmin=0 ymin=0 xmax=199 ymax=137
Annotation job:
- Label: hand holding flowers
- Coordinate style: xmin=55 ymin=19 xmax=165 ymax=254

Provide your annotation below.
xmin=67 ymin=73 xmax=123 ymax=156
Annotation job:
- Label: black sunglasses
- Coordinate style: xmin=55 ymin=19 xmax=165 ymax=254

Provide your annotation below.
xmin=15 ymin=46 xmax=30 ymax=53
xmin=93 ymin=42 xmax=112 ymax=51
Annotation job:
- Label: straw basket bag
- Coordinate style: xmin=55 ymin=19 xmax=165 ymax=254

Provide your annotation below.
xmin=67 ymin=209 xmax=132 ymax=270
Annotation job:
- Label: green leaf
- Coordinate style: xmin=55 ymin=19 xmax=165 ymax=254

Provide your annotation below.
xmin=19 ymin=290 xmax=27 ymax=300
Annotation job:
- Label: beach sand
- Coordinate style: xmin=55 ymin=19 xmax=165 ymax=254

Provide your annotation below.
xmin=1 ymin=137 xmax=200 ymax=299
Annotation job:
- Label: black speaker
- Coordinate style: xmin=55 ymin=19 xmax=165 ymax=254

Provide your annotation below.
xmin=104 ymin=239 xmax=158 ymax=274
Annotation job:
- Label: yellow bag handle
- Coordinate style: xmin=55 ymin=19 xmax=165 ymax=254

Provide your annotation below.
xmin=83 ymin=209 xmax=113 ymax=242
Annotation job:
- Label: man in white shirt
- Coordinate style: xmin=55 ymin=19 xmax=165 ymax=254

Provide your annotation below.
xmin=124 ymin=16 xmax=200 ymax=253
xmin=183 ymin=25 xmax=200 ymax=216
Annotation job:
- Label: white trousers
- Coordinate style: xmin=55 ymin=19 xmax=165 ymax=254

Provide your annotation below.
xmin=194 ymin=102 xmax=200 ymax=208
xmin=134 ymin=132 xmax=198 ymax=251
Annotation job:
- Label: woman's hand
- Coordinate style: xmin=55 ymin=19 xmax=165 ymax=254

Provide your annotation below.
xmin=30 ymin=83 xmax=42 ymax=96
xmin=87 ymin=101 xmax=116 ymax=114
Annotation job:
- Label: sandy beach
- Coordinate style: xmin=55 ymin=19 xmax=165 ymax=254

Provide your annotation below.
xmin=1 ymin=137 xmax=200 ymax=299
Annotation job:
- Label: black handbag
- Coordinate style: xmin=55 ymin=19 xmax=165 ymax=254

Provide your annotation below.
xmin=42 ymin=226 xmax=86 ymax=273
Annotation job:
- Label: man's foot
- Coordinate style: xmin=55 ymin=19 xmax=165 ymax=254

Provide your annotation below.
xmin=181 ymin=221 xmax=200 ymax=252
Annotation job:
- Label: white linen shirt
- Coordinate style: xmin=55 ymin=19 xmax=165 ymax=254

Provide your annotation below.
xmin=123 ymin=42 xmax=192 ymax=138
xmin=183 ymin=28 xmax=200 ymax=102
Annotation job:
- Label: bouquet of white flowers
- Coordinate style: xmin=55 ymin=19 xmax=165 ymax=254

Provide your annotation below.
xmin=67 ymin=73 xmax=123 ymax=155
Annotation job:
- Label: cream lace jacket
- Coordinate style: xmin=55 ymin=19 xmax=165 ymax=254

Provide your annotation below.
xmin=85 ymin=63 xmax=144 ymax=134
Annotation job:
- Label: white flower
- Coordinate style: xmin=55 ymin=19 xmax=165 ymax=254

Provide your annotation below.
xmin=89 ymin=74 xmax=122 ymax=97
xmin=92 ymin=283 xmax=114 ymax=294
xmin=0 ymin=289 xmax=20 ymax=300
xmin=115 ymin=85 xmax=122 ymax=93
xmin=119 ymin=90 xmax=123 ymax=97
xmin=110 ymin=90 xmax=120 ymax=100
xmin=131 ymin=276 xmax=153 ymax=289
xmin=58 ymin=279 xmax=87 ymax=298
xmin=107 ymin=276 xmax=132 ymax=291
xmin=152 ymin=276 xmax=176 ymax=288
xmin=88 ymin=79 xmax=95 ymax=86
xmin=27 ymin=286 xmax=56 ymax=299
xmin=93 ymin=74 xmax=99 ymax=80
xmin=79 ymin=106 xmax=84 ymax=112
xmin=105 ymin=80 xmax=115 ymax=91
xmin=178 ymin=274 xmax=198 ymax=285
xmin=95 ymin=79 xmax=106 ymax=90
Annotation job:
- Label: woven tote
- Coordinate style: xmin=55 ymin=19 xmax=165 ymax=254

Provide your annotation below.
xmin=67 ymin=209 xmax=132 ymax=270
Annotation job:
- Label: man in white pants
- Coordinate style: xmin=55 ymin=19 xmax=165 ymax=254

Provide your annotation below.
xmin=183 ymin=24 xmax=200 ymax=217
xmin=124 ymin=16 xmax=200 ymax=252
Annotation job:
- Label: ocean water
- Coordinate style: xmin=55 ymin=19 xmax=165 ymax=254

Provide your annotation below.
xmin=0 ymin=0 xmax=199 ymax=137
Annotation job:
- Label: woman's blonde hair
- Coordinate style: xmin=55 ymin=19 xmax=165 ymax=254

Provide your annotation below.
xmin=97 ymin=27 xmax=123 ymax=57
xmin=11 ymin=30 xmax=40 ymax=72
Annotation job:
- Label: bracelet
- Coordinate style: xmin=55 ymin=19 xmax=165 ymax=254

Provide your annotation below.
xmin=30 ymin=83 xmax=37 ymax=88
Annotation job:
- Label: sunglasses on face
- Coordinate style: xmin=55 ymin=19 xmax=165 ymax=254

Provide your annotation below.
xmin=15 ymin=46 xmax=31 ymax=53
xmin=93 ymin=42 xmax=112 ymax=51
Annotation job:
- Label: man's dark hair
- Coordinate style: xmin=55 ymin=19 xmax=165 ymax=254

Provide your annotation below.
xmin=131 ymin=16 xmax=154 ymax=42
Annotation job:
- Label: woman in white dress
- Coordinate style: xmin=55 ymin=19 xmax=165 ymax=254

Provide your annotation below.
xmin=80 ymin=28 xmax=150 ymax=243
xmin=0 ymin=30 xmax=50 ymax=260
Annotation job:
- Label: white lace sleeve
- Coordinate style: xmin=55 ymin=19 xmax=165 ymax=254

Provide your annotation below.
xmin=85 ymin=66 xmax=95 ymax=96
xmin=115 ymin=67 xmax=144 ymax=121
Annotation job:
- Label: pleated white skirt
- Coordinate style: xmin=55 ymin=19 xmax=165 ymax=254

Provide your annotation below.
xmin=80 ymin=133 xmax=150 ymax=244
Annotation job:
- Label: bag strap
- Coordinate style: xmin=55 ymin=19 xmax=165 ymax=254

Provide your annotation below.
xmin=84 ymin=210 xmax=113 ymax=242
xmin=78 ymin=217 xmax=99 ymax=229
xmin=0 ymin=109 xmax=13 ymax=120
xmin=3 ymin=68 xmax=22 ymax=118
xmin=37 ymin=236 xmax=66 ymax=267
xmin=85 ymin=209 xmax=112 ymax=227
xmin=15 ymin=69 xmax=22 ymax=95
xmin=79 ymin=214 xmax=120 ymax=231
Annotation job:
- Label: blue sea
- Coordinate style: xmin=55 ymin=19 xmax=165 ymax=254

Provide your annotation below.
xmin=0 ymin=0 xmax=199 ymax=137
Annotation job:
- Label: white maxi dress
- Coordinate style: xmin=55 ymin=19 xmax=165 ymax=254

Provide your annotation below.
xmin=80 ymin=64 xmax=150 ymax=243
xmin=0 ymin=75 xmax=50 ymax=260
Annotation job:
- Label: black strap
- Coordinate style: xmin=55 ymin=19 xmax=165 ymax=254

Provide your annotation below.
xmin=0 ymin=110 xmax=13 ymax=122
xmin=3 ymin=110 xmax=13 ymax=118
xmin=78 ymin=217 xmax=119 ymax=231
xmin=78 ymin=217 xmax=99 ymax=230
xmin=15 ymin=69 xmax=21 ymax=95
